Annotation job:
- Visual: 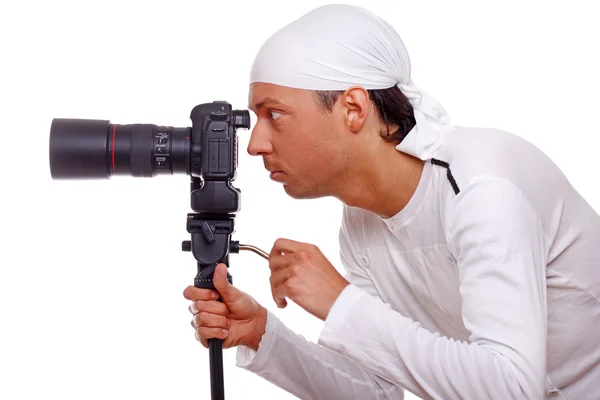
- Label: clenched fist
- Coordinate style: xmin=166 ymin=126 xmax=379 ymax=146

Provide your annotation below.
xmin=183 ymin=263 xmax=267 ymax=351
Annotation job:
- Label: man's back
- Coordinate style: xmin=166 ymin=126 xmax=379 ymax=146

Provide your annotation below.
xmin=341 ymin=126 xmax=600 ymax=398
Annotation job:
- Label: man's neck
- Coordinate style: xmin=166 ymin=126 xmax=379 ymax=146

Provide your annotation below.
xmin=335 ymin=149 xmax=425 ymax=219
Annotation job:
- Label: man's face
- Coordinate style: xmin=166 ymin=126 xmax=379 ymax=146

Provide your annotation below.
xmin=247 ymin=82 xmax=350 ymax=199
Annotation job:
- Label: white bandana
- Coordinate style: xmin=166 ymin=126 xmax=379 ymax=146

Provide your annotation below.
xmin=249 ymin=4 xmax=456 ymax=160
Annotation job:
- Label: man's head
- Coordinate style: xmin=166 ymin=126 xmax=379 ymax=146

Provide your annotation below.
xmin=246 ymin=4 xmax=453 ymax=199
xmin=247 ymin=82 xmax=415 ymax=199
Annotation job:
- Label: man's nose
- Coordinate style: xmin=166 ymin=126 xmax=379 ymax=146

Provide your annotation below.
xmin=247 ymin=125 xmax=273 ymax=156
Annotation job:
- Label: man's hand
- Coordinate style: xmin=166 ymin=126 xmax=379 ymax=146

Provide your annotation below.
xmin=269 ymin=238 xmax=350 ymax=321
xmin=183 ymin=263 xmax=267 ymax=351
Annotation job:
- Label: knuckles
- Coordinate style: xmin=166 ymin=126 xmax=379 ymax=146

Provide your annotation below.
xmin=190 ymin=300 xmax=203 ymax=314
xmin=196 ymin=312 xmax=211 ymax=326
xmin=289 ymin=264 xmax=301 ymax=277
xmin=273 ymin=238 xmax=286 ymax=248
xmin=284 ymin=278 xmax=299 ymax=298
xmin=183 ymin=286 xmax=216 ymax=301
xmin=189 ymin=300 xmax=228 ymax=316
xmin=183 ymin=286 xmax=196 ymax=300
xmin=293 ymin=252 xmax=310 ymax=263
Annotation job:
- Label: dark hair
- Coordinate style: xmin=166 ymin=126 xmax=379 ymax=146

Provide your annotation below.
xmin=314 ymin=86 xmax=415 ymax=145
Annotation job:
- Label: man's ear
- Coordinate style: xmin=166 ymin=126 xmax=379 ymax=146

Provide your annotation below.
xmin=340 ymin=86 xmax=370 ymax=133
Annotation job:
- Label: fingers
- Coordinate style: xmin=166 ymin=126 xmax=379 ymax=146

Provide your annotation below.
xmin=195 ymin=327 xmax=229 ymax=345
xmin=183 ymin=286 xmax=220 ymax=301
xmin=268 ymin=252 xmax=291 ymax=271
xmin=270 ymin=267 xmax=294 ymax=289
xmin=272 ymin=295 xmax=287 ymax=309
xmin=270 ymin=268 xmax=294 ymax=308
xmin=271 ymin=238 xmax=303 ymax=254
xmin=268 ymin=250 xmax=303 ymax=308
xmin=188 ymin=299 xmax=228 ymax=316
xmin=271 ymin=238 xmax=318 ymax=255
xmin=270 ymin=251 xmax=314 ymax=272
xmin=195 ymin=331 xmax=209 ymax=348
xmin=189 ymin=303 xmax=230 ymax=348
xmin=192 ymin=312 xmax=231 ymax=331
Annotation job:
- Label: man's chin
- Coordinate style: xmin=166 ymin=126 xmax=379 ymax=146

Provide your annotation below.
xmin=283 ymin=183 xmax=325 ymax=200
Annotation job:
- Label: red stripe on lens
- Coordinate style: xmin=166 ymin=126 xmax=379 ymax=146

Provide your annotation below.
xmin=111 ymin=125 xmax=117 ymax=174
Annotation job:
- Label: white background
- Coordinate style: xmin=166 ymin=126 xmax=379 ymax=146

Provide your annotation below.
xmin=1 ymin=1 xmax=598 ymax=399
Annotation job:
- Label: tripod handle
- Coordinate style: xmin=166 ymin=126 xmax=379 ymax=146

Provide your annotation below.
xmin=193 ymin=270 xmax=227 ymax=400
xmin=193 ymin=263 xmax=233 ymax=290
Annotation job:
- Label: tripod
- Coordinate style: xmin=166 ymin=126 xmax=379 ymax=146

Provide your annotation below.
xmin=182 ymin=178 xmax=269 ymax=400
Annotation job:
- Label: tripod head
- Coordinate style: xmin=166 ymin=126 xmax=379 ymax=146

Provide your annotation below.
xmin=49 ymin=100 xmax=259 ymax=400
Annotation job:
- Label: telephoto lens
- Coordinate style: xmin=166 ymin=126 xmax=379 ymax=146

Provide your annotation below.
xmin=49 ymin=118 xmax=191 ymax=179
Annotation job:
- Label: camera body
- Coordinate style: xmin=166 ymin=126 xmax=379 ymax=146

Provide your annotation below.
xmin=188 ymin=101 xmax=250 ymax=215
xmin=189 ymin=101 xmax=249 ymax=181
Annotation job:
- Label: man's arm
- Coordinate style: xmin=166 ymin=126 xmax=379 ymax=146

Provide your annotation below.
xmin=318 ymin=178 xmax=549 ymax=399
xmin=236 ymin=304 xmax=403 ymax=400
xmin=235 ymin=225 xmax=405 ymax=400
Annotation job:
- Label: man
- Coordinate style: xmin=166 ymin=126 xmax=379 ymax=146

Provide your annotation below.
xmin=183 ymin=4 xmax=600 ymax=399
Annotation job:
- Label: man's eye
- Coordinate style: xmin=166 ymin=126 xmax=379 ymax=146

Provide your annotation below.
xmin=270 ymin=111 xmax=282 ymax=120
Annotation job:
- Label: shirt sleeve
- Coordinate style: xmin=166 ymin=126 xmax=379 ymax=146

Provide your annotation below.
xmin=234 ymin=220 xmax=405 ymax=399
xmin=236 ymin=309 xmax=404 ymax=400
xmin=318 ymin=177 xmax=550 ymax=399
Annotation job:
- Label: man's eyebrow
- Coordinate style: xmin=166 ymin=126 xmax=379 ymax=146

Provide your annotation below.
xmin=249 ymin=97 xmax=286 ymax=111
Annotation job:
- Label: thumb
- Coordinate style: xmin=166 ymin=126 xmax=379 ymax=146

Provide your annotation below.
xmin=213 ymin=263 xmax=241 ymax=301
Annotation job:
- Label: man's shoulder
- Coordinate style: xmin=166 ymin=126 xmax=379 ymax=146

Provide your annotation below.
xmin=432 ymin=126 xmax=560 ymax=192
xmin=435 ymin=125 xmax=541 ymax=166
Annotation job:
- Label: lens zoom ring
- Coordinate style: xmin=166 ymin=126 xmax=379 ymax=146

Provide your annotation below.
xmin=130 ymin=124 xmax=154 ymax=177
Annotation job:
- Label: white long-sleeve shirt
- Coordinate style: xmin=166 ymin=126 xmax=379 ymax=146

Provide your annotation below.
xmin=236 ymin=126 xmax=600 ymax=399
